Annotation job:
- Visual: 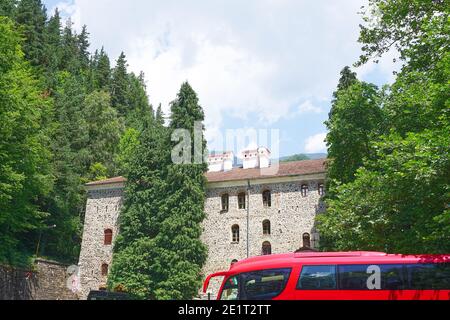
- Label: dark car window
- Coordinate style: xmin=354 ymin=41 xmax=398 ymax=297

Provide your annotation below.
xmin=297 ymin=265 xmax=337 ymax=290
xmin=240 ymin=268 xmax=291 ymax=300
xmin=406 ymin=263 xmax=450 ymax=290
xmin=338 ymin=264 xmax=406 ymax=290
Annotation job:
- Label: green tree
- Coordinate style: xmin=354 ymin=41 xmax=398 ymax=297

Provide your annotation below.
xmin=108 ymin=116 xmax=170 ymax=299
xmin=318 ymin=0 xmax=450 ymax=253
xmin=14 ymin=0 xmax=47 ymax=67
xmin=152 ymin=82 xmax=208 ymax=299
xmin=110 ymin=52 xmax=129 ymax=116
xmin=0 ymin=17 xmax=53 ymax=266
xmin=0 ymin=0 xmax=17 ymax=17
xmin=116 ymin=128 xmax=140 ymax=176
xmin=42 ymin=8 xmax=62 ymax=92
xmin=83 ymin=90 xmax=124 ymax=177
xmin=325 ymin=79 xmax=384 ymax=197
xmin=90 ymin=47 xmax=111 ymax=91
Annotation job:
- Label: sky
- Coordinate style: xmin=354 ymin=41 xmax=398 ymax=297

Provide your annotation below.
xmin=43 ymin=0 xmax=399 ymax=158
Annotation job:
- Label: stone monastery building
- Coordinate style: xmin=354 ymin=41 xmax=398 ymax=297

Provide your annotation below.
xmin=78 ymin=147 xmax=326 ymax=299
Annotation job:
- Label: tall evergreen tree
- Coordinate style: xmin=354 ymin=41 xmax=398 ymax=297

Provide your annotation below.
xmin=14 ymin=0 xmax=47 ymax=67
xmin=43 ymin=8 xmax=62 ymax=91
xmin=110 ymin=52 xmax=129 ymax=116
xmin=153 ymin=82 xmax=208 ymax=299
xmin=108 ymin=116 xmax=170 ymax=299
xmin=77 ymin=25 xmax=90 ymax=70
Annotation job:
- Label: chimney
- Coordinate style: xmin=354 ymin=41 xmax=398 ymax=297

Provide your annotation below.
xmin=241 ymin=146 xmax=271 ymax=169
xmin=207 ymin=151 xmax=234 ymax=172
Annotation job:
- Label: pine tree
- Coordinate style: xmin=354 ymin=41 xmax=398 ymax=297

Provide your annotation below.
xmin=0 ymin=0 xmax=17 ymax=17
xmin=43 ymin=8 xmax=62 ymax=91
xmin=125 ymin=72 xmax=154 ymax=129
xmin=108 ymin=116 xmax=170 ymax=299
xmin=110 ymin=52 xmax=129 ymax=116
xmin=77 ymin=25 xmax=90 ymax=70
xmin=153 ymin=82 xmax=208 ymax=299
xmin=60 ymin=19 xmax=80 ymax=73
xmin=14 ymin=0 xmax=47 ymax=67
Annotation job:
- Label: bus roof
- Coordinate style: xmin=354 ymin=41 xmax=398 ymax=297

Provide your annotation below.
xmin=228 ymin=251 xmax=450 ymax=274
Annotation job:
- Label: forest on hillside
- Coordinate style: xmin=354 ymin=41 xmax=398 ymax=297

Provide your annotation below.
xmin=0 ymin=0 xmax=158 ymax=266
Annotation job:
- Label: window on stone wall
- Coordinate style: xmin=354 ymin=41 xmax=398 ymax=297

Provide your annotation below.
xmin=238 ymin=192 xmax=246 ymax=209
xmin=101 ymin=263 xmax=109 ymax=276
xmin=262 ymin=241 xmax=272 ymax=255
xmin=232 ymin=225 xmax=240 ymax=243
xmin=301 ymin=184 xmax=308 ymax=197
xmin=303 ymin=233 xmax=311 ymax=248
xmin=262 ymin=190 xmax=271 ymax=208
xmin=318 ymin=183 xmax=325 ymax=196
xmin=104 ymin=229 xmax=113 ymax=245
xmin=221 ymin=194 xmax=229 ymax=212
xmin=263 ymin=220 xmax=271 ymax=235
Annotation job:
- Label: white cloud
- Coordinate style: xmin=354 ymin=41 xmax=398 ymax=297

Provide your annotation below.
xmin=50 ymin=0 xmax=397 ymax=143
xmin=304 ymin=133 xmax=327 ymax=153
xmin=297 ymin=100 xmax=323 ymax=115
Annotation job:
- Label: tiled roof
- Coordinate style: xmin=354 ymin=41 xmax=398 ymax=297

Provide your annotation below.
xmin=85 ymin=176 xmax=126 ymax=186
xmin=206 ymin=159 xmax=326 ymax=183
xmin=85 ymin=159 xmax=327 ymax=187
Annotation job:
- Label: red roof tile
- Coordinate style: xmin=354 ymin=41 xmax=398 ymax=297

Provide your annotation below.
xmin=85 ymin=176 xmax=126 ymax=186
xmin=206 ymin=159 xmax=326 ymax=183
xmin=85 ymin=159 xmax=327 ymax=187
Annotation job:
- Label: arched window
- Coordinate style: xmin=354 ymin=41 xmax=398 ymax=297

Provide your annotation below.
xmin=263 ymin=220 xmax=271 ymax=235
xmin=301 ymin=184 xmax=308 ymax=197
xmin=262 ymin=190 xmax=271 ymax=208
xmin=232 ymin=225 xmax=240 ymax=243
xmin=262 ymin=241 xmax=272 ymax=255
xmin=318 ymin=183 xmax=325 ymax=196
xmin=101 ymin=263 xmax=109 ymax=276
xmin=303 ymin=233 xmax=311 ymax=248
xmin=104 ymin=229 xmax=113 ymax=245
xmin=238 ymin=192 xmax=246 ymax=209
xmin=221 ymin=194 xmax=229 ymax=212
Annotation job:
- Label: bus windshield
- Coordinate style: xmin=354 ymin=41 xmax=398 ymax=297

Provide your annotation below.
xmin=220 ymin=268 xmax=291 ymax=300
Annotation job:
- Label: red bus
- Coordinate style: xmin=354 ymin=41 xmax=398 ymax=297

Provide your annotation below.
xmin=203 ymin=251 xmax=450 ymax=300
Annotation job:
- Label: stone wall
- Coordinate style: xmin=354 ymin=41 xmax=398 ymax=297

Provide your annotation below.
xmin=78 ymin=173 xmax=325 ymax=299
xmin=200 ymin=177 xmax=325 ymax=297
xmin=78 ymin=187 xmax=123 ymax=299
xmin=0 ymin=259 xmax=77 ymax=300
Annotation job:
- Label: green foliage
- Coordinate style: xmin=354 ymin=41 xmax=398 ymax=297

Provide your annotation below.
xmin=109 ymin=82 xmax=207 ymax=300
xmin=116 ymin=128 xmax=140 ymax=176
xmin=110 ymin=52 xmax=129 ymax=116
xmin=14 ymin=0 xmax=47 ymax=67
xmin=280 ymin=154 xmax=310 ymax=162
xmin=83 ymin=90 xmax=124 ymax=177
xmin=319 ymin=0 xmax=450 ymax=254
xmin=325 ymin=78 xmax=384 ymax=197
xmin=0 ymin=1 xmax=154 ymax=264
xmin=0 ymin=17 xmax=53 ymax=266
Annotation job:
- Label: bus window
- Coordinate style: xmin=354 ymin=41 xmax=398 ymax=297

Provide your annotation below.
xmin=407 ymin=263 xmax=450 ymax=290
xmin=240 ymin=268 xmax=291 ymax=300
xmin=297 ymin=265 xmax=337 ymax=290
xmin=220 ymin=276 xmax=239 ymax=300
xmin=338 ymin=264 xmax=405 ymax=290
